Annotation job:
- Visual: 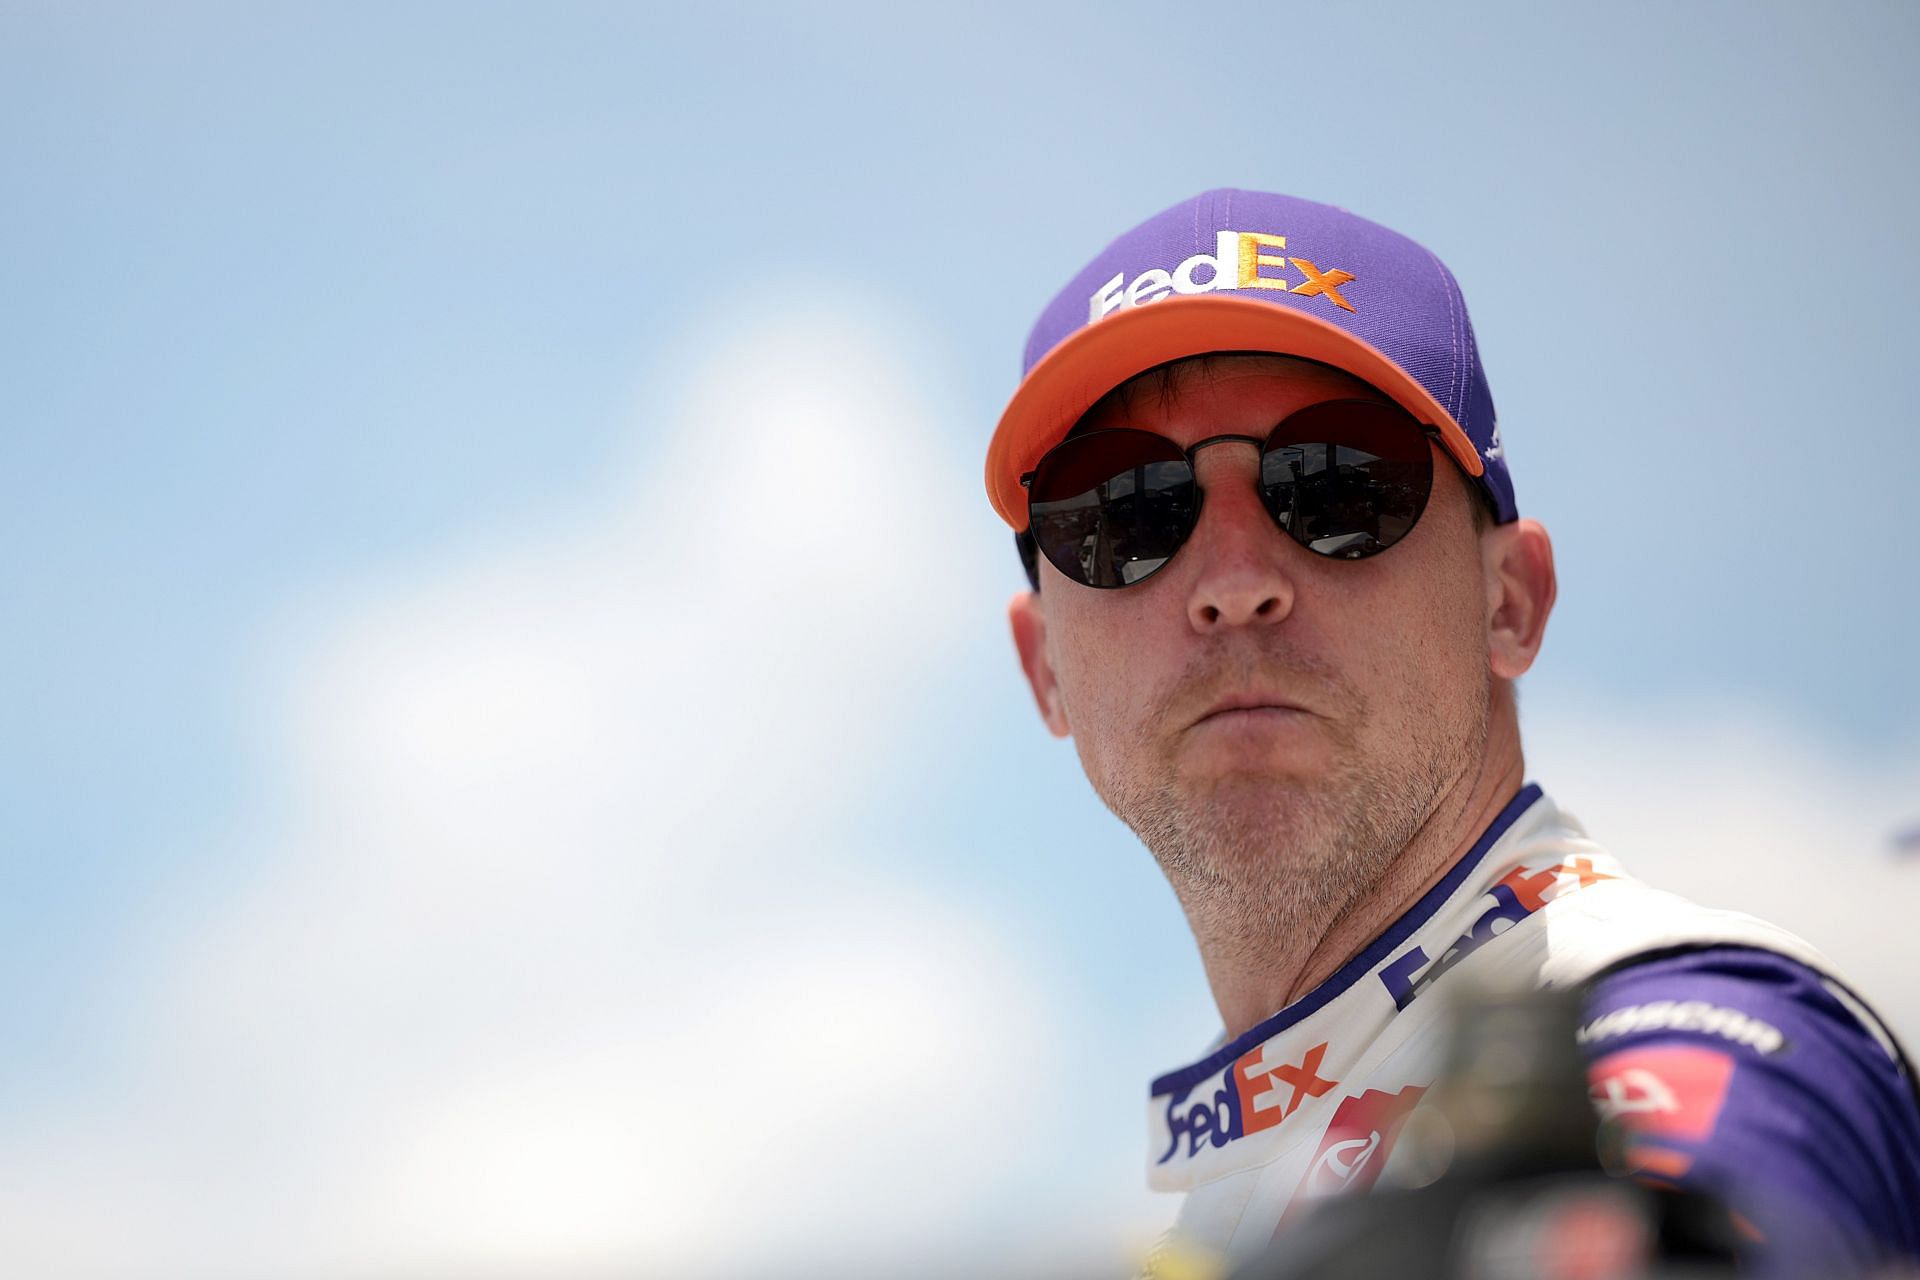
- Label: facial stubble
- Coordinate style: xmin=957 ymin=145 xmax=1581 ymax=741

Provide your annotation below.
xmin=1077 ymin=642 xmax=1491 ymax=979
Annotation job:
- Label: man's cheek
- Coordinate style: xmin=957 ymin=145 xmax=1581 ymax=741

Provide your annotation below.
xmin=1053 ymin=628 xmax=1128 ymax=723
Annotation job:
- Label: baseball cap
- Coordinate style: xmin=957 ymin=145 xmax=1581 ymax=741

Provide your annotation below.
xmin=984 ymin=188 xmax=1514 ymax=532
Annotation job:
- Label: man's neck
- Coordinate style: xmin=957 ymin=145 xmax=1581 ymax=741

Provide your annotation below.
xmin=1196 ymin=725 xmax=1528 ymax=1042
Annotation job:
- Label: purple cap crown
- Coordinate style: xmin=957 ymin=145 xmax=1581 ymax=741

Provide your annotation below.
xmin=986 ymin=189 xmax=1514 ymax=530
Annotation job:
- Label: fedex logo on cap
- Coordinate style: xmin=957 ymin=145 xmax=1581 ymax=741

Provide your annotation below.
xmin=1089 ymin=231 xmax=1357 ymax=323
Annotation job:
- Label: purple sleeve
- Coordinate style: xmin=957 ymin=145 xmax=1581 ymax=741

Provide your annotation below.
xmin=1580 ymin=946 xmax=1920 ymax=1276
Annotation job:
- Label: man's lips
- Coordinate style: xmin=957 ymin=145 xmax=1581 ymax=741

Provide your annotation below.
xmin=1189 ymin=692 xmax=1315 ymax=729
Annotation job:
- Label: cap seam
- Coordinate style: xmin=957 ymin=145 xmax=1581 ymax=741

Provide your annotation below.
xmin=1421 ymin=242 xmax=1467 ymax=434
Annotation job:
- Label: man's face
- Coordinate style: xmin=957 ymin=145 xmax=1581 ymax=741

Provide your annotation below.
xmin=1012 ymin=354 xmax=1497 ymax=916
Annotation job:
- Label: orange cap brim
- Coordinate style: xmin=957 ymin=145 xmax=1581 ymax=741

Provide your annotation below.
xmin=985 ymin=295 xmax=1484 ymax=530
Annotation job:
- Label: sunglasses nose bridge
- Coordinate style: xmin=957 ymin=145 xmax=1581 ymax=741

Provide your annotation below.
xmin=1183 ymin=433 xmax=1268 ymax=508
xmin=1185 ymin=433 xmax=1270 ymax=517
xmin=1182 ymin=432 xmax=1269 ymax=466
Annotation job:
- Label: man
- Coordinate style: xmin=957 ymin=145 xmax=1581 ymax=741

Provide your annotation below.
xmin=984 ymin=190 xmax=1920 ymax=1274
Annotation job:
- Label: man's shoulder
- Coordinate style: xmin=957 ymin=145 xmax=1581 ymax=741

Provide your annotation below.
xmin=1496 ymin=794 xmax=1833 ymax=987
xmin=1532 ymin=872 xmax=1832 ymax=980
xmin=1508 ymin=803 xmax=1898 ymax=1077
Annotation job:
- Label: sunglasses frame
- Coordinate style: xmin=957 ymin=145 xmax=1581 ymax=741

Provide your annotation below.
xmin=1018 ymin=401 xmax=1448 ymax=590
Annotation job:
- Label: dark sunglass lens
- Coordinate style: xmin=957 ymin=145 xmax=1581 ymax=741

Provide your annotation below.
xmin=1028 ymin=430 xmax=1196 ymax=587
xmin=1260 ymin=401 xmax=1434 ymax=559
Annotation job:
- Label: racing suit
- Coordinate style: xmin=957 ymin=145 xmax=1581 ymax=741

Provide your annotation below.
xmin=1147 ymin=784 xmax=1920 ymax=1274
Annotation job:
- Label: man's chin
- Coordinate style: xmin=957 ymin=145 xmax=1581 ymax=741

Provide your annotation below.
xmin=1173 ymin=776 xmax=1343 ymax=856
xmin=1181 ymin=761 xmax=1331 ymax=806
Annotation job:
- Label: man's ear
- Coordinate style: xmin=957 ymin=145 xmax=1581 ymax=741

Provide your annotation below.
xmin=1008 ymin=590 xmax=1070 ymax=738
xmin=1483 ymin=518 xmax=1557 ymax=680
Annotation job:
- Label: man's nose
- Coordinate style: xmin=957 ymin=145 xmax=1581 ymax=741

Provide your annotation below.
xmin=1184 ymin=447 xmax=1299 ymax=631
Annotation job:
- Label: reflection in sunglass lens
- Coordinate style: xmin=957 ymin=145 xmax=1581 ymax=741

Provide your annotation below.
xmin=1028 ymin=429 xmax=1196 ymax=588
xmin=1260 ymin=401 xmax=1433 ymax=559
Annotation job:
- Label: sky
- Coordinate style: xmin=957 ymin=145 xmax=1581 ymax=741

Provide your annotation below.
xmin=2 ymin=2 xmax=1917 ymax=1276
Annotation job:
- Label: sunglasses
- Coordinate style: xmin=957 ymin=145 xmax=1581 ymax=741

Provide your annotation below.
xmin=1021 ymin=399 xmax=1443 ymax=589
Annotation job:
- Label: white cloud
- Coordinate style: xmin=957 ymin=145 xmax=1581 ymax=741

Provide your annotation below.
xmin=0 ymin=300 xmax=1095 ymax=1278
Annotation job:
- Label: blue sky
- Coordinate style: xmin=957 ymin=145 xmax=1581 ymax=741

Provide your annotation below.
xmin=4 ymin=3 xmax=1917 ymax=1274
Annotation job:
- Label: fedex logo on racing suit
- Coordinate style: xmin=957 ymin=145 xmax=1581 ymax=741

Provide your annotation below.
xmin=1089 ymin=231 xmax=1357 ymax=323
xmin=1378 ymin=857 xmax=1616 ymax=1010
xmin=1159 ymin=1041 xmax=1339 ymax=1163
